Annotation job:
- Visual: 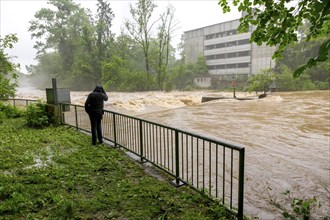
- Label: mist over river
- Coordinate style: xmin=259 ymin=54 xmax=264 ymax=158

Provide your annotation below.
xmin=16 ymin=88 xmax=330 ymax=219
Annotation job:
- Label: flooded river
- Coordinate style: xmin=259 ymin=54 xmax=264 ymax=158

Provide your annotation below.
xmin=16 ymin=88 xmax=330 ymax=219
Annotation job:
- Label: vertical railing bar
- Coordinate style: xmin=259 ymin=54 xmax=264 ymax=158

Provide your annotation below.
xmin=139 ymin=120 xmax=144 ymax=162
xmin=119 ymin=115 xmax=123 ymax=145
xmin=171 ymin=130 xmax=176 ymax=171
xmin=152 ymin=124 xmax=155 ymax=162
xmin=113 ymin=114 xmax=117 ymax=146
xmin=117 ymin=115 xmax=121 ymax=145
xmin=136 ymin=119 xmax=139 ymax=153
xmin=216 ymin=143 xmax=219 ymax=198
xmin=144 ymin=122 xmax=147 ymax=159
xmin=223 ymin=146 xmax=226 ymax=204
xmin=126 ymin=117 xmax=130 ymax=148
xmin=161 ymin=127 xmax=164 ymax=166
xmin=191 ymin=136 xmax=194 ymax=184
xmin=238 ymin=148 xmax=245 ymax=220
xmin=166 ymin=128 xmax=169 ymax=168
xmin=156 ymin=125 xmax=159 ymax=164
xmin=209 ymin=142 xmax=212 ymax=196
xmin=197 ymin=138 xmax=199 ymax=188
xmin=181 ymin=133 xmax=184 ymax=181
xmin=186 ymin=134 xmax=188 ymax=181
xmin=174 ymin=129 xmax=180 ymax=185
xmin=74 ymin=106 xmax=78 ymax=130
xmin=203 ymin=140 xmax=205 ymax=190
xmin=230 ymin=148 xmax=234 ymax=209
xmin=148 ymin=123 xmax=152 ymax=161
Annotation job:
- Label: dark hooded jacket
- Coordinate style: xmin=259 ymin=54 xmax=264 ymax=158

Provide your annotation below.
xmin=85 ymin=86 xmax=108 ymax=115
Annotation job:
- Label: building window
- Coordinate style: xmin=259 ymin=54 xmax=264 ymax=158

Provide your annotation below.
xmin=216 ymin=64 xmax=226 ymax=69
xmin=216 ymin=54 xmax=226 ymax=59
xmin=237 ymin=51 xmax=250 ymax=57
xmin=216 ymin=43 xmax=225 ymax=48
xmin=206 ymin=55 xmax=215 ymax=60
xmin=237 ymin=63 xmax=250 ymax=68
xmin=226 ymin=52 xmax=237 ymax=58
xmin=205 ymin=45 xmax=215 ymax=50
xmin=237 ymin=39 xmax=250 ymax=45
xmin=226 ymin=64 xmax=236 ymax=69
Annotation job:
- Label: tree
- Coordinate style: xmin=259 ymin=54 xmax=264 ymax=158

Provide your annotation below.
xmin=218 ymin=0 xmax=330 ymax=77
xmin=155 ymin=5 xmax=177 ymax=91
xmin=245 ymin=68 xmax=275 ymax=93
xmin=29 ymin=0 xmax=103 ymax=89
xmin=125 ymin=0 xmax=158 ymax=74
xmin=0 ymin=34 xmax=19 ymax=98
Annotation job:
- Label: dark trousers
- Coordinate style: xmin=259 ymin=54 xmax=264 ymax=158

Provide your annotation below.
xmin=88 ymin=114 xmax=103 ymax=144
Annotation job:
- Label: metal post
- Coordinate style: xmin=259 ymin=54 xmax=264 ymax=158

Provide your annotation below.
xmin=171 ymin=130 xmax=184 ymax=187
xmin=74 ymin=105 xmax=78 ymax=130
xmin=113 ymin=113 xmax=117 ymax=147
xmin=237 ymin=148 xmax=245 ymax=220
xmin=139 ymin=120 xmax=144 ymax=162
xmin=52 ymin=78 xmax=58 ymax=105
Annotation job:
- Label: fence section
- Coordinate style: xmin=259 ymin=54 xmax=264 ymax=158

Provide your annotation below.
xmin=60 ymin=103 xmax=245 ymax=219
xmin=0 ymin=98 xmax=37 ymax=107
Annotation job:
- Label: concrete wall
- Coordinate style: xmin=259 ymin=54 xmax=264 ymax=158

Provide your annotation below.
xmin=184 ymin=28 xmax=204 ymax=64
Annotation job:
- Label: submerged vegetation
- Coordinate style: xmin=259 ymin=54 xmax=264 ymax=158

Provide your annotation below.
xmin=0 ymin=114 xmax=234 ymax=219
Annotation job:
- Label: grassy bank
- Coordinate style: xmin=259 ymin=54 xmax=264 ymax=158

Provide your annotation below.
xmin=0 ymin=117 xmax=234 ymax=219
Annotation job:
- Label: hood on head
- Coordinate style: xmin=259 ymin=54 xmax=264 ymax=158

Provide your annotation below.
xmin=93 ymin=85 xmax=103 ymax=93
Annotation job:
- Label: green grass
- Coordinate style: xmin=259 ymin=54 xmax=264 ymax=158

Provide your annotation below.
xmin=0 ymin=117 xmax=234 ymax=219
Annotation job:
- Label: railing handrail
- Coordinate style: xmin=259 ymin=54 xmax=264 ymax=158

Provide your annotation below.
xmin=0 ymin=98 xmax=39 ymax=102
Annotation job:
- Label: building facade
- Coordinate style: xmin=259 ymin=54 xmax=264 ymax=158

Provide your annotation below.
xmin=184 ymin=18 xmax=276 ymax=82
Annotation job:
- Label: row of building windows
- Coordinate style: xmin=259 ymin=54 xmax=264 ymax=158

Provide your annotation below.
xmin=205 ymin=29 xmax=238 ymax=40
xmin=208 ymin=62 xmax=250 ymax=70
xmin=205 ymin=50 xmax=250 ymax=60
xmin=205 ymin=39 xmax=250 ymax=50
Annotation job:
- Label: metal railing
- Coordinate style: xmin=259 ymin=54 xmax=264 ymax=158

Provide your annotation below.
xmin=0 ymin=98 xmax=38 ymax=107
xmin=60 ymin=103 xmax=245 ymax=219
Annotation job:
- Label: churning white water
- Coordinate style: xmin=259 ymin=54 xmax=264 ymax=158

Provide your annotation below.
xmin=15 ymin=87 xmax=330 ymax=219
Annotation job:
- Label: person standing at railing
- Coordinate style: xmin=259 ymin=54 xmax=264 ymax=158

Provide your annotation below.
xmin=84 ymin=85 xmax=108 ymax=145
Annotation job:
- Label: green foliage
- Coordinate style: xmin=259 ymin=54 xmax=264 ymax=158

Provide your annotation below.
xmin=218 ymin=0 xmax=330 ymax=77
xmin=0 ymin=34 xmax=19 ymax=98
xmin=25 ymin=102 xmax=58 ymax=128
xmin=0 ymin=117 xmax=235 ymax=219
xmin=246 ymin=65 xmax=329 ymax=92
xmin=266 ymin=187 xmax=328 ymax=220
xmin=277 ymin=33 xmax=330 ymax=85
xmin=245 ymin=69 xmax=275 ymax=93
xmin=0 ymin=102 xmax=24 ymax=120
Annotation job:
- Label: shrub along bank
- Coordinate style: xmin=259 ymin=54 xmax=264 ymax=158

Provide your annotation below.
xmin=0 ymin=112 xmax=234 ymax=219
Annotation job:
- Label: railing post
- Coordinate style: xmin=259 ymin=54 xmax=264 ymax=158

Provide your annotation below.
xmin=237 ymin=148 xmax=245 ymax=220
xmin=113 ymin=113 xmax=117 ymax=147
xmin=171 ymin=130 xmax=184 ymax=187
xmin=139 ymin=120 xmax=144 ymax=162
xmin=74 ymin=105 xmax=78 ymax=130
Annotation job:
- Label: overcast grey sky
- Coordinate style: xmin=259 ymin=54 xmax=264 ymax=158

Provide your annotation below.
xmin=0 ymin=0 xmax=240 ymax=73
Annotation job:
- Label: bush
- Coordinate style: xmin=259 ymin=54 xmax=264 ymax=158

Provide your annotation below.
xmin=25 ymin=102 xmax=58 ymax=128
xmin=0 ymin=102 xmax=24 ymax=119
xmin=0 ymin=111 xmax=5 ymax=123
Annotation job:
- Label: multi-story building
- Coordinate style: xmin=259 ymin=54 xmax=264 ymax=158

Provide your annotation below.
xmin=184 ymin=16 xmax=276 ymax=87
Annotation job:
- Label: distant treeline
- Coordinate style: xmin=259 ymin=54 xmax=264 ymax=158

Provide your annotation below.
xmin=25 ymin=0 xmax=329 ymax=92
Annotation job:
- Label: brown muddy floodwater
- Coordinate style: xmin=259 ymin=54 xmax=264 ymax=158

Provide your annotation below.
xmin=16 ymin=88 xmax=330 ymax=219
